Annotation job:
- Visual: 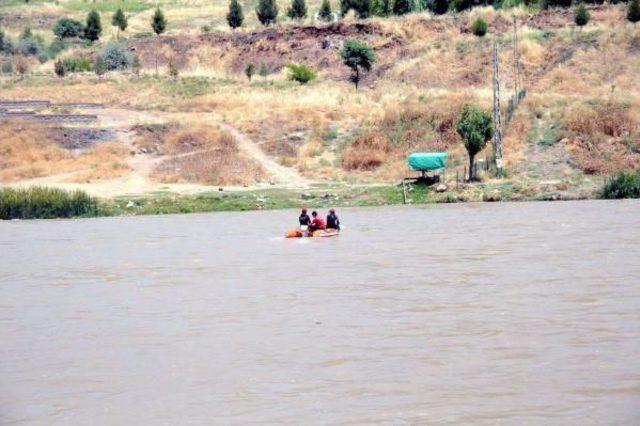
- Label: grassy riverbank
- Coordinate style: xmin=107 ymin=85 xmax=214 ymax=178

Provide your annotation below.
xmin=99 ymin=178 xmax=602 ymax=217
xmin=5 ymin=172 xmax=631 ymax=219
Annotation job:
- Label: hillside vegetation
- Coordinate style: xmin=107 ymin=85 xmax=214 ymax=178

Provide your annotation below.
xmin=1 ymin=0 xmax=639 ymax=201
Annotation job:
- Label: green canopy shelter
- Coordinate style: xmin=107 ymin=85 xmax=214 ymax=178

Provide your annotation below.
xmin=407 ymin=152 xmax=449 ymax=171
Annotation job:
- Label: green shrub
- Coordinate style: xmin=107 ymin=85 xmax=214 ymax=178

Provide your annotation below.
xmin=392 ymin=0 xmax=413 ymax=15
xmin=53 ymin=18 xmax=84 ymax=39
xmin=472 ymin=17 xmax=488 ymax=37
xmin=54 ymin=59 xmax=65 ymax=77
xmin=62 ymin=56 xmax=93 ymax=72
xmin=574 ymin=4 xmax=590 ymax=27
xmin=601 ymin=171 xmax=640 ymax=199
xmin=245 ymin=63 xmax=255 ymax=80
xmin=1 ymin=60 xmax=13 ymax=74
xmin=48 ymin=38 xmax=68 ymax=57
xmin=286 ymin=62 xmax=316 ymax=84
xmin=0 ymin=187 xmax=99 ymax=220
xmin=100 ymin=42 xmax=132 ymax=71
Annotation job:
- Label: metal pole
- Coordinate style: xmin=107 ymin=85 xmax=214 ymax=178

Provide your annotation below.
xmin=493 ymin=39 xmax=504 ymax=178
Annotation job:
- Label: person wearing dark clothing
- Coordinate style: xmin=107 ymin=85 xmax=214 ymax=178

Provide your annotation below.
xmin=326 ymin=209 xmax=340 ymax=230
xmin=299 ymin=208 xmax=311 ymax=227
xmin=308 ymin=211 xmax=326 ymax=233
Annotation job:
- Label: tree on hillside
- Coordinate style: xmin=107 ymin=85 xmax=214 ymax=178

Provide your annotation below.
xmin=227 ymin=0 xmax=245 ymax=29
xmin=340 ymin=39 xmax=375 ymax=90
xmin=372 ymin=0 xmax=391 ymax=16
xmin=457 ymin=105 xmax=493 ymax=181
xmin=53 ymin=18 xmax=84 ymax=39
xmin=393 ymin=0 xmax=413 ymax=15
xmin=629 ymin=0 xmax=640 ymax=24
xmin=151 ymin=8 xmax=167 ymax=73
xmin=112 ymin=8 xmax=128 ymax=40
xmin=257 ymin=0 xmax=279 ymax=26
xmin=340 ymin=0 xmax=372 ymax=19
xmin=288 ymin=0 xmax=308 ymax=19
xmin=574 ymin=4 xmax=590 ymax=27
xmin=318 ymin=0 xmax=334 ymax=21
xmin=429 ymin=0 xmax=449 ymax=15
xmin=84 ymin=10 xmax=102 ymax=42
xmin=152 ymin=8 xmax=167 ymax=36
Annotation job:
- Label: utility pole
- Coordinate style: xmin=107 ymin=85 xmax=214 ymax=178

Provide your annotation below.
xmin=493 ymin=39 xmax=504 ymax=178
xmin=513 ymin=14 xmax=519 ymax=98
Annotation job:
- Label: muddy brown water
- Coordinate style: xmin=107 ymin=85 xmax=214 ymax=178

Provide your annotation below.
xmin=1 ymin=201 xmax=639 ymax=424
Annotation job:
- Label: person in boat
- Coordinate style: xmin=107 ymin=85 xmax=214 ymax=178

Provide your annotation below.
xmin=299 ymin=208 xmax=311 ymax=227
xmin=308 ymin=211 xmax=326 ymax=233
xmin=326 ymin=209 xmax=340 ymax=231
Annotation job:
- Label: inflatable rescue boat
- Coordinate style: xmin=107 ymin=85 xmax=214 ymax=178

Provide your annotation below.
xmin=285 ymin=226 xmax=339 ymax=238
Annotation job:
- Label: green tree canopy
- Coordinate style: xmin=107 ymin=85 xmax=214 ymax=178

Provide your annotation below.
xmin=340 ymin=39 xmax=375 ymax=89
xmin=393 ymin=0 xmax=413 ymax=15
xmin=53 ymin=18 xmax=83 ymax=39
xmin=112 ymin=9 xmax=128 ymax=32
xmin=318 ymin=0 xmax=333 ymax=21
xmin=256 ymin=0 xmax=279 ymax=25
xmin=340 ymin=0 xmax=372 ymax=19
xmin=287 ymin=0 xmax=308 ymax=19
xmin=456 ymin=105 xmax=493 ymax=181
xmin=227 ymin=0 xmax=245 ymax=29
xmin=152 ymin=8 xmax=167 ymax=35
xmin=84 ymin=10 xmax=102 ymax=42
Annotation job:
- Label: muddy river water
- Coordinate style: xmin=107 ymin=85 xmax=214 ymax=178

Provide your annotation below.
xmin=1 ymin=200 xmax=639 ymax=424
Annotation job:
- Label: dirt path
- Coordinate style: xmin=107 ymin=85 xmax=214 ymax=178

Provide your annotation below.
xmin=9 ymin=107 xmax=313 ymax=197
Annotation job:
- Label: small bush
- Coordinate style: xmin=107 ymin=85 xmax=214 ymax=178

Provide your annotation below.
xmin=62 ymin=56 xmax=93 ymax=73
xmin=0 ymin=187 xmax=99 ymax=220
xmin=54 ymin=59 xmax=65 ymax=77
xmin=601 ymin=171 xmax=640 ymax=199
xmin=1 ymin=60 xmax=13 ymax=74
xmin=53 ymin=18 xmax=84 ymax=39
xmin=245 ymin=63 xmax=255 ymax=80
xmin=99 ymin=42 xmax=132 ymax=71
xmin=574 ymin=4 xmax=590 ymax=27
xmin=472 ymin=18 xmax=488 ymax=37
xmin=286 ymin=62 xmax=316 ymax=84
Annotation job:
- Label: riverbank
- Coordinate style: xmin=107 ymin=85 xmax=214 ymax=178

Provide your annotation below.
xmin=1 ymin=174 xmax=621 ymax=219
xmin=98 ymin=177 xmax=604 ymax=217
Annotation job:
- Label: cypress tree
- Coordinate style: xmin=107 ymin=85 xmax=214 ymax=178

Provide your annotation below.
xmin=112 ymin=8 xmax=128 ymax=39
xmin=629 ymin=0 xmax=640 ymax=24
xmin=393 ymin=0 xmax=413 ymax=15
xmin=430 ymin=0 xmax=448 ymax=15
xmin=257 ymin=0 xmax=279 ymax=26
xmin=288 ymin=0 xmax=308 ymax=19
xmin=318 ymin=0 xmax=333 ymax=21
xmin=84 ymin=10 xmax=102 ymax=42
xmin=151 ymin=8 xmax=167 ymax=36
xmin=227 ymin=0 xmax=244 ymax=29
xmin=372 ymin=0 xmax=391 ymax=16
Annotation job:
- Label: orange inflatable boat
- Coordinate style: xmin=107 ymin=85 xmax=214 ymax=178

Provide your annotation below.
xmin=285 ymin=228 xmax=340 ymax=238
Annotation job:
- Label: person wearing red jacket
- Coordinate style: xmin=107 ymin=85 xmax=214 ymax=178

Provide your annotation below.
xmin=308 ymin=211 xmax=326 ymax=233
